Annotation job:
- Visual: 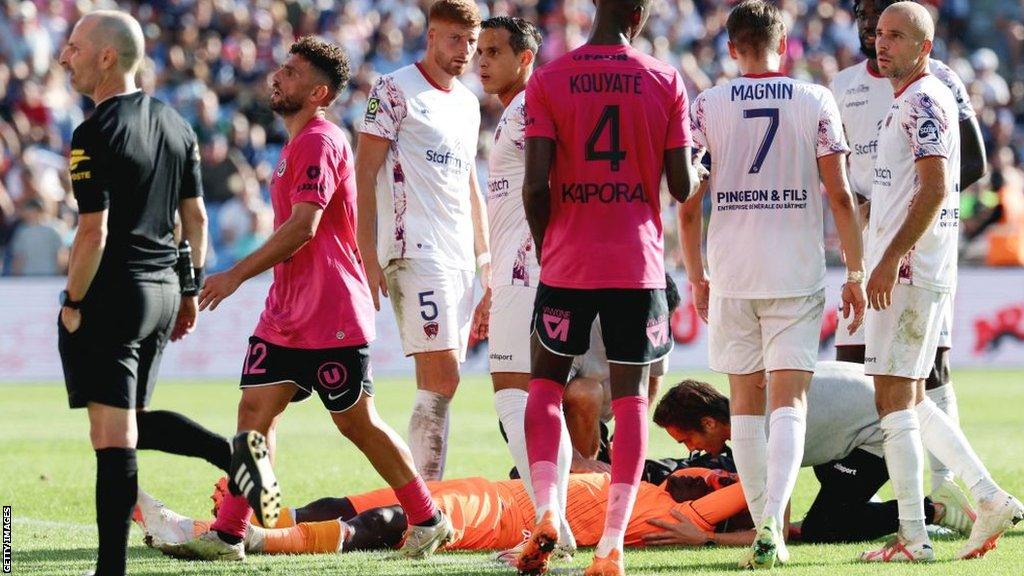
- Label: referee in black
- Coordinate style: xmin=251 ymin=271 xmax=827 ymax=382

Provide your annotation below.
xmin=57 ymin=11 xmax=216 ymax=576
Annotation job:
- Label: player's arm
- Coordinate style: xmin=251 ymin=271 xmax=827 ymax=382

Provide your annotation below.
xmin=523 ymin=136 xmax=555 ymax=263
xmin=866 ymin=156 xmax=948 ymax=310
xmin=678 ymin=179 xmax=708 ymax=322
xmin=199 ymin=202 xmax=323 ymax=311
xmin=63 ymin=211 xmax=107 ymax=331
xmin=355 ymin=133 xmax=390 ymax=310
xmin=469 ymin=164 xmax=491 ymax=288
xmin=664 ymin=146 xmax=698 ymax=203
xmin=819 ymin=152 xmax=867 ymax=332
xmin=172 ymin=131 xmax=209 ymax=340
xmin=62 ymin=126 xmax=109 ymax=332
xmin=960 ymin=116 xmax=986 ymax=189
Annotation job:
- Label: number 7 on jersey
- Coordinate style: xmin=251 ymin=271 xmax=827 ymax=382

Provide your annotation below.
xmin=743 ymin=107 xmax=779 ymax=175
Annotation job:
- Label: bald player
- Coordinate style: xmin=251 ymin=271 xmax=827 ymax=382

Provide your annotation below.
xmin=58 ymin=10 xmax=210 ymax=576
xmin=861 ymin=1 xmax=1022 ymax=563
xmin=830 ymin=0 xmax=987 ymax=497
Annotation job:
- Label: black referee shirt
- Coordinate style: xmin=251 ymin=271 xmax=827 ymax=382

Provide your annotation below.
xmin=69 ymin=91 xmax=203 ymax=278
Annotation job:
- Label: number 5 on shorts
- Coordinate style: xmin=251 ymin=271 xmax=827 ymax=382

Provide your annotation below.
xmin=418 ymin=290 xmax=438 ymax=321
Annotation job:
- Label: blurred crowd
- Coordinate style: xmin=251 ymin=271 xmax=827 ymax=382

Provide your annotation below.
xmin=1 ymin=0 xmax=1023 ymax=276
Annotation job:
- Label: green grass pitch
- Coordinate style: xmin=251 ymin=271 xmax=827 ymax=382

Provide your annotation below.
xmin=3 ymin=370 xmax=1023 ymax=575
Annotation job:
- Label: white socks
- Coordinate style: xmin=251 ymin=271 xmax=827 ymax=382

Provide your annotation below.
xmin=408 ymin=390 xmax=451 ymax=481
xmin=880 ymin=409 xmax=927 ymax=543
xmin=915 ymin=397 xmax=1001 ymax=503
xmin=763 ymin=406 xmax=807 ymax=527
xmin=924 ymin=385 xmax=959 ymax=490
xmin=493 ymin=388 xmax=576 ymax=547
xmin=731 ymin=414 xmax=768 ymax=526
xmin=595 ymin=483 xmax=639 ymax=557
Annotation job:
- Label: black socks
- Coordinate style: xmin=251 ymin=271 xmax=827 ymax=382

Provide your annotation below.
xmin=94 ymin=448 xmax=137 ymax=576
xmin=136 ymin=410 xmax=231 ymax=472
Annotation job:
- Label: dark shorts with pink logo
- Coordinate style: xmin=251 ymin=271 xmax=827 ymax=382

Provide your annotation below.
xmin=239 ymin=336 xmax=374 ymax=413
xmin=532 ymin=283 xmax=672 ymax=365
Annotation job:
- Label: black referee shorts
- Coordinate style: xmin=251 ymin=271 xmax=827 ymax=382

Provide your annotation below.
xmin=59 ymin=271 xmax=179 ymax=410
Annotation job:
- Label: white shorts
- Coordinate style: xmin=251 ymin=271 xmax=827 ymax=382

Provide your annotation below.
xmin=837 ymin=289 xmax=953 ymax=349
xmin=489 ymin=284 xmax=535 ymax=373
xmin=384 ymin=258 xmax=474 ymax=360
xmin=708 ymin=290 xmax=825 ymax=374
xmin=864 ymin=284 xmax=948 ymax=380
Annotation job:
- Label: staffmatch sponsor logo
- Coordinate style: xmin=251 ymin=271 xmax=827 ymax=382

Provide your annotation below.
xmin=3 ymin=505 xmax=10 ymax=574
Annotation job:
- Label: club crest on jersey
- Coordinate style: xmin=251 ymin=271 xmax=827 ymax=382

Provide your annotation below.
xmin=917 ymin=118 xmax=940 ymax=145
xmin=317 ymin=361 xmax=348 ymax=390
xmin=275 ymin=159 xmax=287 ymax=178
xmin=423 ymin=321 xmax=439 ymax=340
xmin=365 ymin=97 xmax=381 ymax=121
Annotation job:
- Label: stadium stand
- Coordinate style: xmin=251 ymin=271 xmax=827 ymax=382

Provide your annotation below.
xmin=1 ymin=0 xmax=1023 ymax=273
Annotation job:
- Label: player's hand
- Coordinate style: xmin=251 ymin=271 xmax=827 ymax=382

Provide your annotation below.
xmin=841 ymin=280 xmax=867 ymax=335
xmin=471 ymin=288 xmax=491 ymax=339
xmin=199 ymin=270 xmax=242 ymax=312
xmin=171 ymin=296 xmax=198 ymax=341
xmin=60 ymin=306 xmax=82 ymax=334
xmin=644 ymin=509 xmax=711 ymax=546
xmin=690 ymin=276 xmax=710 ymax=323
xmin=692 ymin=148 xmax=709 ymax=182
xmin=866 ymin=255 xmax=898 ymax=311
xmin=363 ymin=259 xmax=389 ymax=311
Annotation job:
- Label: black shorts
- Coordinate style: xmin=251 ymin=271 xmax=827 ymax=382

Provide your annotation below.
xmin=59 ymin=272 xmax=179 ymax=410
xmin=532 ymin=283 xmax=672 ymax=364
xmin=239 ymin=336 xmax=374 ymax=413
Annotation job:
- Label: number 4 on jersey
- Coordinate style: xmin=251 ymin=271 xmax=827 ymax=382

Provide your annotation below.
xmin=586 ymin=105 xmax=627 ymax=172
xmin=743 ymin=107 xmax=779 ymax=174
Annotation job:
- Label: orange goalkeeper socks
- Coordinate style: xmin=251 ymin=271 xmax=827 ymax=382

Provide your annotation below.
xmin=251 ymin=520 xmax=346 ymax=554
xmin=248 ymin=506 xmax=295 ymax=528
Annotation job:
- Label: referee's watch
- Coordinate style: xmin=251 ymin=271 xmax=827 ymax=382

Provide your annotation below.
xmin=60 ymin=290 xmax=83 ymax=310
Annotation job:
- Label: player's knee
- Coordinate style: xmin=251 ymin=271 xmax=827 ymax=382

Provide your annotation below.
xmin=564 ymin=379 xmax=603 ymax=415
xmin=236 ymin=396 xmax=279 ymax=433
xmin=89 ymin=425 xmax=137 ymax=450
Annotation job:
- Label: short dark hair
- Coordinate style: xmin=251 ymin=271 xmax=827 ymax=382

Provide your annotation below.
xmin=853 ymin=0 xmax=899 ymax=19
xmin=481 ymin=16 xmax=543 ymax=55
xmin=428 ymin=0 xmax=482 ymax=28
xmin=653 ymin=380 xmax=731 ymax=432
xmin=726 ymin=0 xmax=786 ymax=56
xmin=290 ymin=35 xmax=350 ymax=105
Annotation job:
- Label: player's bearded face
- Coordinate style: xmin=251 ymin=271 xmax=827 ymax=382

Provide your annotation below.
xmin=855 ymin=0 xmax=884 ymax=59
xmin=269 ymin=58 xmax=310 ymax=115
xmin=875 ymin=12 xmax=926 ymax=80
xmin=431 ymin=22 xmax=479 ymax=77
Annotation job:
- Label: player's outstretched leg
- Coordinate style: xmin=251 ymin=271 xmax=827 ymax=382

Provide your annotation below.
xmin=913 ymin=395 xmax=1024 ymax=558
xmin=330 ymin=395 xmax=452 ymax=559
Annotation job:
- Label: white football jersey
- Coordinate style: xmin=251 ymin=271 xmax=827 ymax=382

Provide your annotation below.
xmin=691 ymin=74 xmax=849 ymax=298
xmin=868 ymin=74 xmax=961 ymax=293
xmin=360 ymin=64 xmax=481 ymax=270
xmin=487 ymin=91 xmax=538 ymax=287
xmin=831 ymin=59 xmax=973 ymax=199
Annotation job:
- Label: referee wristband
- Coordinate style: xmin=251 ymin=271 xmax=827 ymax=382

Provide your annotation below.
xmin=193 ymin=267 xmax=206 ymax=291
xmin=476 ymin=253 xmax=491 ymax=268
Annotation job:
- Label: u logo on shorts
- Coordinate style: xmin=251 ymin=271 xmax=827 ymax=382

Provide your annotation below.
xmin=317 ymin=362 xmax=348 ymax=390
